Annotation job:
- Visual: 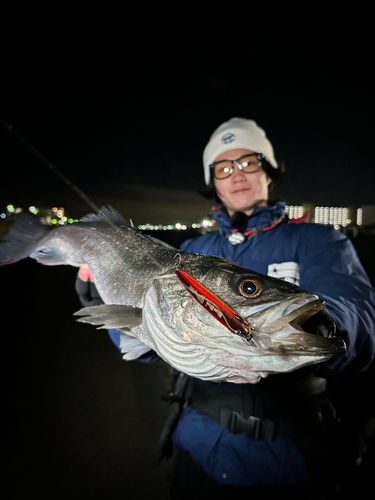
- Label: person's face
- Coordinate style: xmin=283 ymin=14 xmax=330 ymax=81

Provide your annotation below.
xmin=212 ymin=148 xmax=271 ymax=216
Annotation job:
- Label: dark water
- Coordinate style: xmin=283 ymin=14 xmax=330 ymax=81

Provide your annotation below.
xmin=1 ymin=261 xmax=175 ymax=499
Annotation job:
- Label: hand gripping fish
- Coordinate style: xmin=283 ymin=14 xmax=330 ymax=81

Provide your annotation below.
xmin=0 ymin=206 xmax=346 ymax=384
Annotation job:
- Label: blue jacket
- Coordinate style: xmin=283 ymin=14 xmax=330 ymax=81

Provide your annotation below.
xmin=170 ymin=201 xmax=375 ymax=486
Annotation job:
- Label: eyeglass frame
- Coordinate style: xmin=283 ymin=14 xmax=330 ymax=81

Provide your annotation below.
xmin=209 ymin=152 xmax=267 ymax=180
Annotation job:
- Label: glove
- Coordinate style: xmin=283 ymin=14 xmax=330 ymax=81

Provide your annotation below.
xmin=75 ymin=266 xmax=103 ymax=307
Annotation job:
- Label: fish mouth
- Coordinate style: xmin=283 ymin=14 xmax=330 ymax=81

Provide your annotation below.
xmin=244 ymin=296 xmax=346 ymax=355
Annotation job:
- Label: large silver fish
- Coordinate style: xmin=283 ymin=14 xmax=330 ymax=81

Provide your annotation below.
xmin=0 ymin=206 xmax=346 ymax=384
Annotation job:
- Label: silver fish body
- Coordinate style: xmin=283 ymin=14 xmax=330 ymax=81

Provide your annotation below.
xmin=0 ymin=206 xmax=346 ymax=383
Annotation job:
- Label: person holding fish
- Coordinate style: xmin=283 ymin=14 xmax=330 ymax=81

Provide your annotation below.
xmin=75 ymin=118 xmax=375 ymax=499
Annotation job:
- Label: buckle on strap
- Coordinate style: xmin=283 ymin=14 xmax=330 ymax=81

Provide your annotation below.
xmin=220 ymin=406 xmax=280 ymax=441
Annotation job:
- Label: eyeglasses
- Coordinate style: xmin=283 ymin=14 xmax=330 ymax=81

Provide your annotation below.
xmin=210 ymin=153 xmax=266 ymax=180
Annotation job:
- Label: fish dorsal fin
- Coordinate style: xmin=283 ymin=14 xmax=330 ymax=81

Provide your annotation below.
xmin=80 ymin=206 xmax=178 ymax=250
xmin=80 ymin=205 xmax=130 ymax=227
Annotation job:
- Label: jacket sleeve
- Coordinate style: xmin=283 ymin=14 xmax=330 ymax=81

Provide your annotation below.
xmin=296 ymin=225 xmax=375 ymax=377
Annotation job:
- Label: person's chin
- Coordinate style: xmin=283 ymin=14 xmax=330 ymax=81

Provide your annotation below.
xmin=230 ymin=192 xmax=254 ymax=205
xmin=230 ymin=198 xmax=262 ymax=214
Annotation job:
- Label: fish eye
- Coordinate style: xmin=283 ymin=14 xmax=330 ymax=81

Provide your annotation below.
xmin=238 ymin=278 xmax=263 ymax=298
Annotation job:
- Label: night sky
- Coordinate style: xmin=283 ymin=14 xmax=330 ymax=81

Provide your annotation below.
xmin=1 ymin=18 xmax=375 ymax=221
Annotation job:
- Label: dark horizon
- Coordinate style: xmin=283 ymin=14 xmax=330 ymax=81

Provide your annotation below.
xmin=2 ymin=20 xmax=375 ymax=211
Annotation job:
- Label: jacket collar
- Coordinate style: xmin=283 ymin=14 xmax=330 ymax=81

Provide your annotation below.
xmin=209 ymin=201 xmax=287 ymax=236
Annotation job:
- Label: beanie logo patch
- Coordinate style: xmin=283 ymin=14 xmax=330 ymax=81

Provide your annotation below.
xmin=221 ymin=132 xmax=236 ymax=145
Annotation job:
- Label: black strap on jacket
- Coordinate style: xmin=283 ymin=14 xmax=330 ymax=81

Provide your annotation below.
xmin=157 ymin=370 xmax=340 ymax=463
xmin=156 ymin=371 xmax=191 ymax=464
xmin=187 ymin=375 xmax=339 ymax=441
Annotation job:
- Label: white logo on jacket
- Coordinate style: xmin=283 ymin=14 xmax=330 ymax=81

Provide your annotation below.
xmin=267 ymin=261 xmax=300 ymax=285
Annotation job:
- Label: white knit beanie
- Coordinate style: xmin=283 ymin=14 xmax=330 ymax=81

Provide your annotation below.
xmin=203 ymin=117 xmax=278 ymax=184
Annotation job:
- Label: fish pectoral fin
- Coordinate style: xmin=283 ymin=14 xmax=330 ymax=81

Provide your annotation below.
xmin=74 ymin=304 xmax=143 ymax=329
xmin=119 ymin=333 xmax=152 ymax=360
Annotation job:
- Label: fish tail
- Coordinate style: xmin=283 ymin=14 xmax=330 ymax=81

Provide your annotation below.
xmin=0 ymin=213 xmax=49 ymax=266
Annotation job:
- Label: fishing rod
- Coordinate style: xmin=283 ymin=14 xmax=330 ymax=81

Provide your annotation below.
xmin=0 ymin=115 xmax=100 ymax=214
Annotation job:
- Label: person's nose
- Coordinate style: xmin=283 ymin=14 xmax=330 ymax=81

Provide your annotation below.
xmin=231 ymin=163 xmax=246 ymax=181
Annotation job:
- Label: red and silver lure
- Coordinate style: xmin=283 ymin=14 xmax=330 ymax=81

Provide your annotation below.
xmin=176 ymin=268 xmax=254 ymax=343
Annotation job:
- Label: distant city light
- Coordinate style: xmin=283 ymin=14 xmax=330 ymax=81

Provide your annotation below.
xmin=286 ymin=205 xmax=304 ymax=219
xmin=201 ymin=219 xmax=213 ymax=228
xmin=0 ymin=203 xmax=373 ymax=231
xmin=285 ymin=205 xmax=364 ymax=227
xmin=28 ymin=206 xmax=39 ymax=215
xmin=357 ymin=208 xmax=363 ymax=226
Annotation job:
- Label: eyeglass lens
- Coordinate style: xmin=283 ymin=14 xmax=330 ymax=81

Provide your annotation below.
xmin=212 ymin=154 xmax=262 ymax=180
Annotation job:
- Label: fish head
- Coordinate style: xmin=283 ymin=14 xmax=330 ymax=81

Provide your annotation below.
xmin=143 ymin=254 xmax=346 ymax=383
